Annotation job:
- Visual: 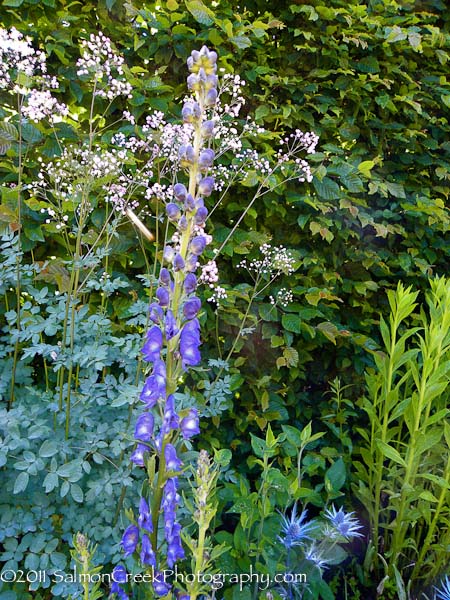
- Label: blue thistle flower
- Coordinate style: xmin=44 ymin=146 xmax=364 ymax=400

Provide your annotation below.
xmin=278 ymin=504 xmax=317 ymax=548
xmin=435 ymin=576 xmax=450 ymax=600
xmin=323 ymin=505 xmax=363 ymax=540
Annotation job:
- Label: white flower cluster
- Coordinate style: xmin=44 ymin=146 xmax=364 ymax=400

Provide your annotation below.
xmin=76 ymin=32 xmax=132 ymax=100
xmin=22 ymin=89 xmax=68 ymax=122
xmin=270 ymin=287 xmax=294 ymax=307
xmin=0 ymin=27 xmax=46 ymax=89
xmin=238 ymin=244 xmax=296 ymax=277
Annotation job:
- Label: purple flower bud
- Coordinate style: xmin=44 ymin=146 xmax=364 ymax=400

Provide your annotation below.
xmin=198 ymin=176 xmax=214 ymax=197
xmin=163 ymin=245 xmax=175 ymax=263
xmin=180 ymin=408 xmax=200 ymax=439
xmin=184 ymin=193 xmax=196 ymax=211
xmin=111 ymin=565 xmax=128 ymax=599
xmin=138 ymin=497 xmax=153 ymax=532
xmin=140 ymin=534 xmax=156 ymax=566
xmin=173 ymin=183 xmax=188 ymax=201
xmin=156 ymin=286 xmax=170 ymax=307
xmin=173 ymin=253 xmax=185 ymax=272
xmin=180 ymin=321 xmax=201 ymax=369
xmin=195 ymin=206 xmax=208 ymax=225
xmin=166 ymin=522 xmax=185 ymax=567
xmin=190 ymin=235 xmax=207 ymax=256
xmin=186 ymin=73 xmax=199 ymax=90
xmin=178 ymin=215 xmax=188 ymax=231
xmin=159 ymin=267 xmax=171 ymax=286
xmin=205 ymin=74 xmax=218 ymax=90
xmin=165 ymin=309 xmax=178 ymax=340
xmin=134 ymin=413 xmax=154 ymax=441
xmin=166 ymin=202 xmax=181 ymax=221
xmin=148 ymin=302 xmax=164 ymax=324
xmin=205 ymin=88 xmax=218 ymax=106
xmin=198 ymin=148 xmax=215 ymax=172
xmin=184 ymin=273 xmax=197 ymax=294
xmin=183 ymin=297 xmax=201 ymax=320
xmin=142 ymin=325 xmax=163 ymax=362
xmin=121 ymin=525 xmax=139 ymax=556
xmin=130 ymin=443 xmax=147 ymax=467
xmin=165 ymin=443 xmax=183 ymax=472
xmin=201 ymin=120 xmax=215 ymax=138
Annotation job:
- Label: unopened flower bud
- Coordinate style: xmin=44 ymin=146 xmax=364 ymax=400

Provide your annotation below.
xmin=190 ymin=235 xmax=207 ymax=255
xmin=198 ymin=176 xmax=214 ymax=197
xmin=205 ymin=88 xmax=218 ymax=106
xmin=198 ymin=148 xmax=215 ymax=172
xmin=178 ymin=215 xmax=188 ymax=231
xmin=173 ymin=253 xmax=185 ymax=271
xmin=184 ymin=194 xmax=196 ymax=211
xmin=163 ymin=245 xmax=175 ymax=263
xmin=184 ymin=273 xmax=197 ymax=294
xmin=179 ymin=144 xmax=195 ymax=166
xmin=181 ymin=101 xmax=201 ymax=123
xmin=173 ymin=183 xmax=188 ymax=201
xmin=195 ymin=206 xmax=208 ymax=225
xmin=156 ymin=287 xmax=170 ymax=307
xmin=159 ymin=267 xmax=171 ymax=286
xmin=166 ymin=202 xmax=181 ymax=221
xmin=201 ymin=120 xmax=215 ymax=138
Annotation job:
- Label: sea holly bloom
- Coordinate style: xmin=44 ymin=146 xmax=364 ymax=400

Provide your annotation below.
xmin=323 ymin=505 xmax=363 ymax=540
xmin=121 ymin=525 xmax=139 ymax=556
xmin=435 ymin=575 xmax=450 ymax=600
xmin=278 ymin=504 xmax=317 ymax=549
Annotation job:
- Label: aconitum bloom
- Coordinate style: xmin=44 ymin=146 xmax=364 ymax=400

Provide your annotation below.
xmin=156 ymin=286 xmax=170 ymax=307
xmin=184 ymin=273 xmax=197 ymax=294
xmin=190 ymin=235 xmax=206 ymax=256
xmin=179 ymin=144 xmax=195 ymax=165
xmin=183 ymin=297 xmax=201 ymax=320
xmin=159 ymin=267 xmax=172 ymax=287
xmin=205 ymin=87 xmax=218 ymax=106
xmin=134 ymin=413 xmax=154 ymax=441
xmin=180 ymin=320 xmax=201 ymax=368
xmin=111 ymin=565 xmax=128 ymax=600
xmin=166 ymin=522 xmax=185 ymax=567
xmin=163 ymin=245 xmax=175 ymax=263
xmin=138 ymin=497 xmax=153 ymax=532
xmin=140 ymin=534 xmax=156 ymax=566
xmin=180 ymin=408 xmax=200 ymax=439
xmin=201 ymin=119 xmax=214 ymax=138
xmin=153 ymin=573 xmax=171 ymax=597
xmin=198 ymin=148 xmax=215 ymax=171
xmin=165 ymin=443 xmax=183 ymax=472
xmin=130 ymin=443 xmax=147 ymax=467
xmin=181 ymin=101 xmax=201 ymax=123
xmin=141 ymin=326 xmax=163 ymax=362
xmin=184 ymin=193 xmax=196 ymax=211
xmin=165 ymin=309 xmax=178 ymax=340
xmin=149 ymin=302 xmax=164 ymax=324
xmin=166 ymin=202 xmax=181 ymax=221
xmin=173 ymin=183 xmax=187 ymax=201
xmin=195 ymin=206 xmax=208 ymax=225
xmin=173 ymin=253 xmax=185 ymax=271
xmin=178 ymin=215 xmax=188 ymax=231
xmin=121 ymin=525 xmax=139 ymax=556
xmin=161 ymin=394 xmax=179 ymax=435
xmin=198 ymin=176 xmax=214 ymax=196
xmin=140 ymin=360 xmax=166 ymax=406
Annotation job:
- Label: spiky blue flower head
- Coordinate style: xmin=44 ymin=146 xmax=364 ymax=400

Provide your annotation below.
xmin=435 ymin=575 xmax=450 ymax=600
xmin=324 ymin=505 xmax=363 ymax=540
xmin=278 ymin=504 xmax=317 ymax=549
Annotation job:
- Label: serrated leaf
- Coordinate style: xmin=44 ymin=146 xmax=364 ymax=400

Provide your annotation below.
xmin=282 ymin=314 xmax=301 ymax=333
xmin=313 ymin=177 xmax=341 ymax=200
xmin=0 ymin=121 xmax=18 ymax=154
xmin=283 ymin=346 xmax=299 ymax=367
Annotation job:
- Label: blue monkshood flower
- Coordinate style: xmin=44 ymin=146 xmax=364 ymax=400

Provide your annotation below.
xmin=178 ymin=215 xmax=188 ymax=231
xmin=435 ymin=575 xmax=450 ymax=600
xmin=166 ymin=522 xmax=185 ymax=567
xmin=130 ymin=443 xmax=147 ymax=467
xmin=111 ymin=565 xmax=128 ymax=600
xmin=179 ymin=144 xmax=195 ymax=165
xmin=162 ymin=477 xmax=180 ymax=535
xmin=121 ymin=525 xmax=139 ymax=556
xmin=141 ymin=325 xmax=163 ymax=362
xmin=324 ymin=505 xmax=364 ymax=540
xmin=138 ymin=497 xmax=153 ymax=532
xmin=201 ymin=120 xmax=214 ymax=138
xmin=278 ymin=504 xmax=317 ymax=549
xmin=190 ymin=235 xmax=206 ymax=256
xmin=183 ymin=297 xmax=201 ymax=320
xmin=195 ymin=206 xmax=208 ymax=225
xmin=140 ymin=534 xmax=156 ymax=567
xmin=180 ymin=408 xmax=200 ymax=439
xmin=156 ymin=286 xmax=170 ymax=307
xmin=140 ymin=360 xmax=166 ymax=407
xmin=153 ymin=573 xmax=172 ymax=597
xmin=166 ymin=202 xmax=181 ymax=221
xmin=163 ymin=245 xmax=175 ymax=263
xmin=184 ymin=194 xmax=196 ymax=211
xmin=205 ymin=74 xmax=218 ymax=90
xmin=173 ymin=183 xmax=187 ymax=201
xmin=173 ymin=253 xmax=185 ymax=271
xmin=185 ymin=254 xmax=199 ymax=272
xmin=186 ymin=73 xmax=200 ymax=91
xmin=149 ymin=302 xmax=164 ymax=324
xmin=165 ymin=309 xmax=178 ymax=340
xmin=159 ymin=267 xmax=172 ymax=287
xmin=161 ymin=394 xmax=179 ymax=435
xmin=180 ymin=320 xmax=201 ymax=368
xmin=184 ymin=273 xmax=197 ymax=294
xmin=181 ymin=101 xmax=201 ymax=123
xmin=198 ymin=148 xmax=215 ymax=172
xmin=187 ymin=46 xmax=217 ymax=74
xmin=165 ymin=443 xmax=183 ymax=472
xmin=134 ymin=413 xmax=154 ymax=442
xmin=205 ymin=87 xmax=218 ymax=106
xmin=198 ymin=176 xmax=214 ymax=196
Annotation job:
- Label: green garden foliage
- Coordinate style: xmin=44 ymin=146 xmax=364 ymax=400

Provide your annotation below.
xmin=0 ymin=0 xmax=449 ymax=598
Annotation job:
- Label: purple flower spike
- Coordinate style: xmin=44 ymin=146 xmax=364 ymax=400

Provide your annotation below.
xmin=142 ymin=325 xmax=163 ymax=362
xmin=121 ymin=525 xmax=139 ymax=556
xmin=162 ymin=394 xmax=179 ymax=434
xmin=198 ymin=176 xmax=214 ymax=196
xmin=156 ymin=286 xmax=170 ymax=307
xmin=153 ymin=573 xmax=172 ymax=597
xmin=166 ymin=202 xmax=181 ymax=221
xmin=198 ymin=148 xmax=215 ymax=172
xmin=183 ymin=297 xmax=201 ymax=320
xmin=173 ymin=253 xmax=185 ymax=272
xmin=201 ymin=120 xmax=215 ymax=138
xmin=181 ymin=101 xmax=201 ymax=123
xmin=130 ymin=443 xmax=147 ymax=467
xmin=138 ymin=497 xmax=153 ymax=532
xmin=134 ymin=413 xmax=154 ymax=441
xmin=165 ymin=443 xmax=183 ymax=472
xmin=190 ymin=235 xmax=206 ymax=256
xmin=173 ymin=183 xmax=188 ymax=201
xmin=180 ymin=408 xmax=200 ymax=439
xmin=148 ymin=302 xmax=164 ymax=324
xmin=140 ymin=534 xmax=156 ymax=566
xmin=140 ymin=360 xmax=166 ymax=407
xmin=195 ymin=206 xmax=208 ymax=225
xmin=184 ymin=194 xmax=196 ymax=211
xmin=184 ymin=273 xmax=197 ymax=294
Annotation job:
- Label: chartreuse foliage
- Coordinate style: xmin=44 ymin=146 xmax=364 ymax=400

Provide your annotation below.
xmin=356 ymin=278 xmax=450 ymax=594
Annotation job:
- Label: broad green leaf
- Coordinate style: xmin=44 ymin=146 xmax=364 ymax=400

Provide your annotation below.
xmin=185 ymin=0 xmax=214 ymax=25
xmin=376 ymin=440 xmax=406 ymax=467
